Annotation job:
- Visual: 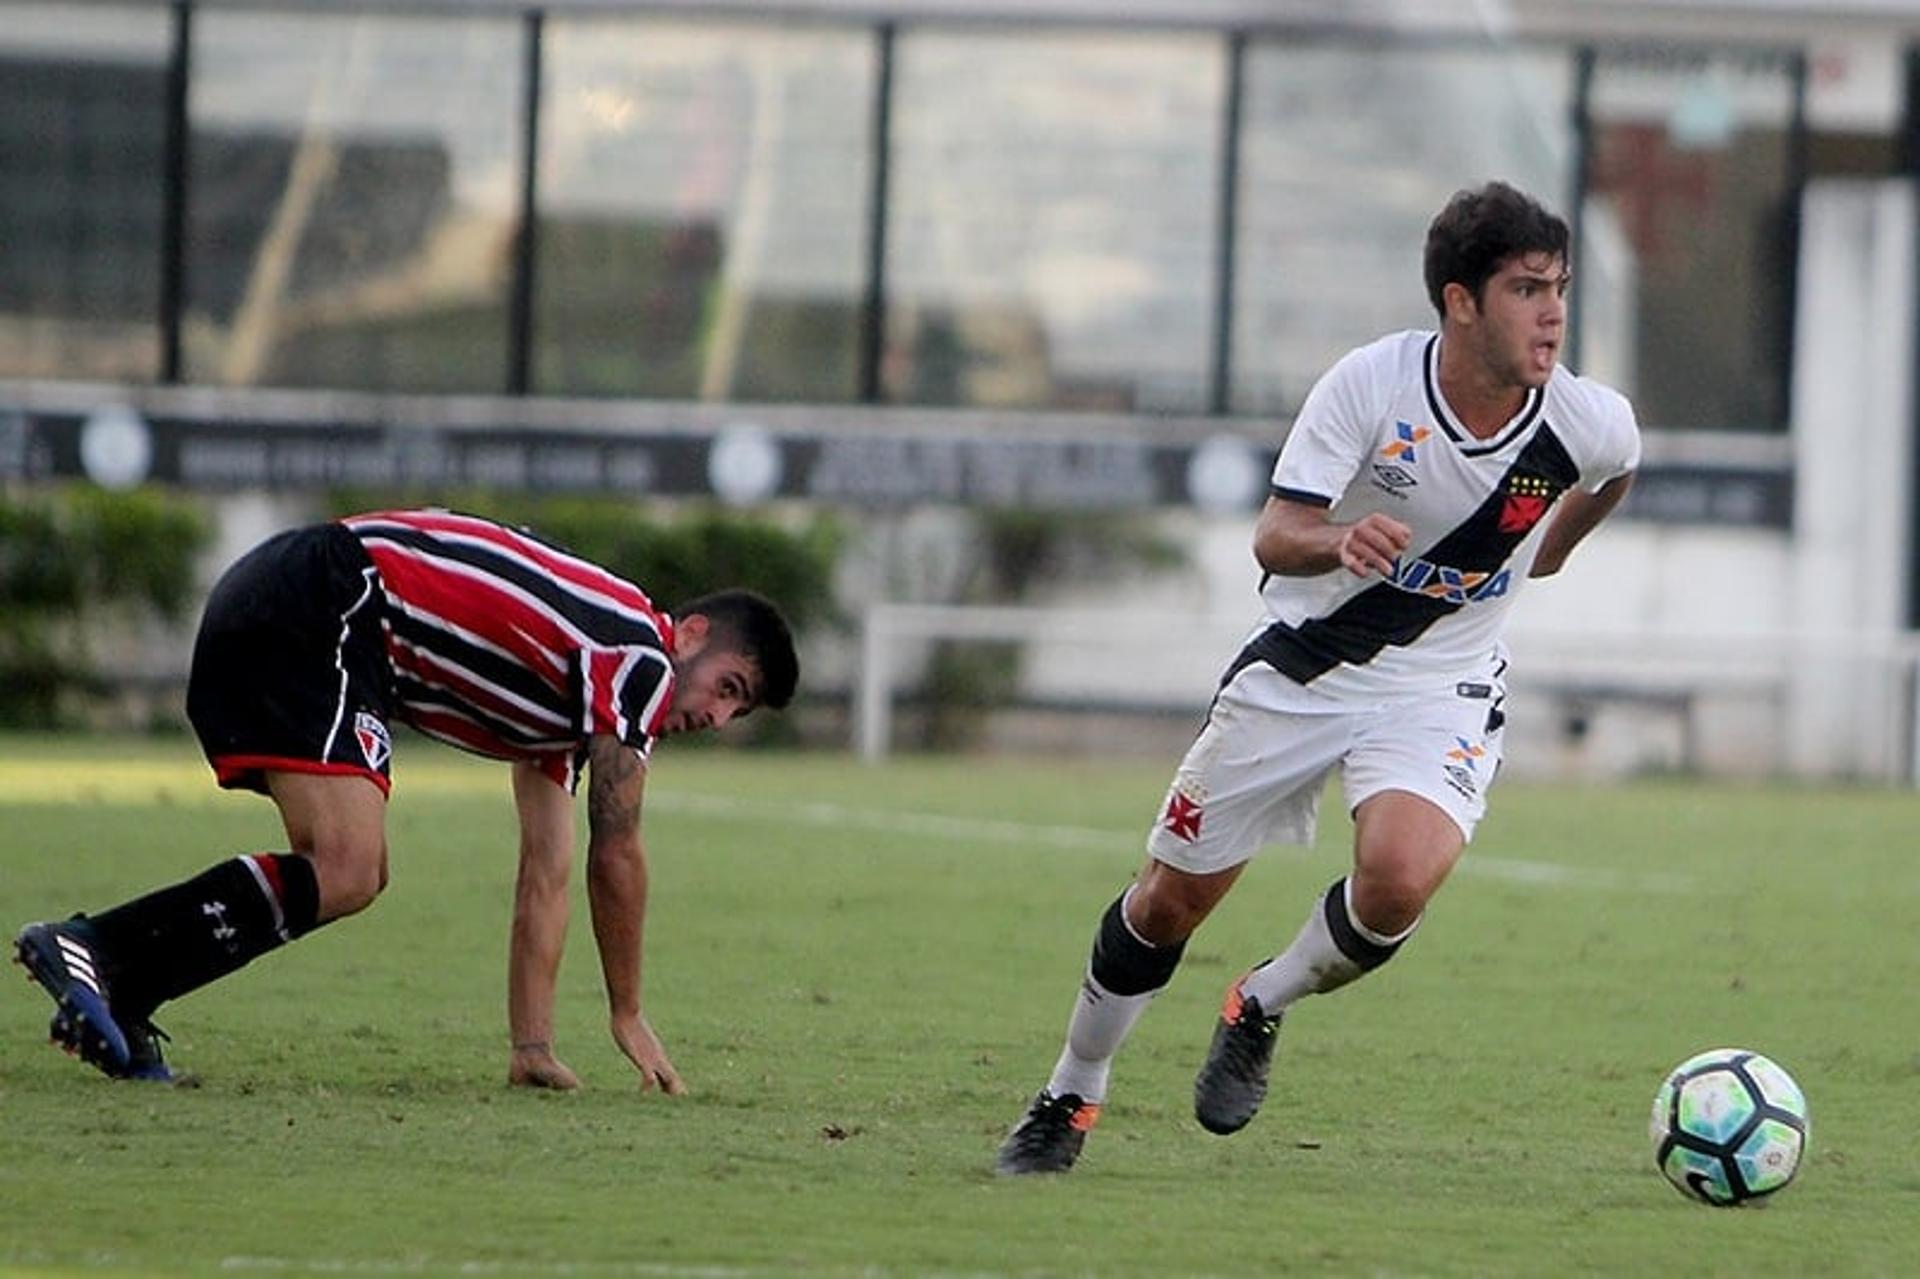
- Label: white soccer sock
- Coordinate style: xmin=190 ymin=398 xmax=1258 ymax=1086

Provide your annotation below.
xmin=1046 ymin=973 xmax=1156 ymax=1103
xmin=1241 ymin=878 xmax=1419 ymax=1012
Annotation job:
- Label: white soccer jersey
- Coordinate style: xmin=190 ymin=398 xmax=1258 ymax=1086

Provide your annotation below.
xmin=1255 ymin=329 xmax=1640 ymax=701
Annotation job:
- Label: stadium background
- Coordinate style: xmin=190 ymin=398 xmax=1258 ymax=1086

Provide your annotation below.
xmin=2 ymin=0 xmax=1918 ymax=782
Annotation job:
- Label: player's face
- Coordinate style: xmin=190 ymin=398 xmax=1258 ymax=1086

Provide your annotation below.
xmin=662 ymin=649 xmax=760 ymax=735
xmin=661 ymin=644 xmax=762 ymax=736
xmin=1472 ymin=251 xmax=1569 ymax=388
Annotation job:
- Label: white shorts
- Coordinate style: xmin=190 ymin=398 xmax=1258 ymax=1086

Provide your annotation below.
xmin=1144 ymin=656 xmax=1507 ymax=875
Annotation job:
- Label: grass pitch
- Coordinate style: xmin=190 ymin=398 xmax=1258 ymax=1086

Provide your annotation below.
xmin=2 ymin=733 xmax=1917 ymax=1277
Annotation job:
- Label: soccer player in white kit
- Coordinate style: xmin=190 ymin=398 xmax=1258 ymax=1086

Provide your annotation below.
xmin=997 ymin=181 xmax=1641 ymax=1174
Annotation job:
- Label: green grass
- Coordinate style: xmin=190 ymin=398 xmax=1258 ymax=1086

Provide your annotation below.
xmin=2 ymin=733 xmax=1918 ymax=1277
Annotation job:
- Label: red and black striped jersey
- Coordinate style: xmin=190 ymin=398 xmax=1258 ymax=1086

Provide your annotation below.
xmin=341 ymin=509 xmax=675 ymax=789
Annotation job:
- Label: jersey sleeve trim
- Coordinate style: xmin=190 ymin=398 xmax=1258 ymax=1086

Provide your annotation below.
xmin=1271 ymin=484 xmax=1335 ymax=508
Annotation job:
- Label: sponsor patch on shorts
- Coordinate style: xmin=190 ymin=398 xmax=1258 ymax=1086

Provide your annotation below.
xmin=1442 ymin=735 xmax=1485 ymax=799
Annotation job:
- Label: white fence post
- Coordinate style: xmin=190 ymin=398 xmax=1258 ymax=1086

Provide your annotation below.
xmin=856 ymin=605 xmax=892 ymax=763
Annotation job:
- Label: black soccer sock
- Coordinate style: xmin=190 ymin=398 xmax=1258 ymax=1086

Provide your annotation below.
xmin=80 ymin=852 xmax=322 ymax=1015
xmin=1241 ymin=876 xmax=1416 ymax=1011
xmin=1089 ymin=888 xmax=1188 ymax=996
xmin=1320 ymin=875 xmax=1414 ymax=972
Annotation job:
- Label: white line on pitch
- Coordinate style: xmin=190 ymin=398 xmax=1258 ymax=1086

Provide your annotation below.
xmin=647 ymin=791 xmax=1691 ymax=894
xmin=217 ymin=1257 xmax=1029 ymax=1279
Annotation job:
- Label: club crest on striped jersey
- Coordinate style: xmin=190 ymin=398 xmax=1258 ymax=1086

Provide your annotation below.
xmin=1498 ymin=473 xmax=1559 ymax=534
xmin=354 ymin=712 xmax=391 ymax=770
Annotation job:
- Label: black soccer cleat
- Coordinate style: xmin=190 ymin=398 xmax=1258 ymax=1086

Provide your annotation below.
xmin=121 ymin=1017 xmax=182 ymax=1084
xmin=14 ymin=919 xmax=175 ymax=1082
xmin=995 ymin=1089 xmax=1102 ymax=1175
xmin=1193 ymin=978 xmax=1284 ymax=1135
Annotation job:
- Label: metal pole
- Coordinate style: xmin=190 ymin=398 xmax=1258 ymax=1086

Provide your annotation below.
xmin=158 ymin=0 xmax=193 ymax=384
xmin=1565 ymin=44 xmax=1595 ymax=376
xmin=1779 ymin=50 xmax=1810 ymax=443
xmin=1208 ymin=30 xmax=1245 ymax=416
xmin=857 ymin=22 xmax=895 ymax=404
xmin=1902 ymin=44 xmax=1920 ymax=632
xmin=506 ymin=9 xmax=544 ymax=396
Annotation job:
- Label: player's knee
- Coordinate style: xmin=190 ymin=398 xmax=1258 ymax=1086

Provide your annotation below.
xmin=303 ymin=836 xmax=389 ymax=919
xmin=1129 ymin=860 xmax=1236 ymax=943
xmin=1354 ymin=840 xmax=1457 ymax=931
xmin=1349 ymin=856 xmax=1440 ymax=937
xmin=1355 ymin=884 xmax=1423 ymax=937
xmin=1125 ymin=884 xmax=1203 ymax=944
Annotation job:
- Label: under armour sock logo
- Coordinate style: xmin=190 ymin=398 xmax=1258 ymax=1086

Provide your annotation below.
xmin=201 ymin=900 xmax=238 ymax=945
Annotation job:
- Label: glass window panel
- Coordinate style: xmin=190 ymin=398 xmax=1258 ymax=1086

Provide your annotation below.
xmin=886 ymin=30 xmax=1221 ymax=413
xmin=183 ymin=10 xmax=522 ymax=393
xmin=0 ymin=5 xmax=171 ymax=381
xmin=1234 ymin=42 xmax=1575 ymax=417
xmin=1584 ymin=48 xmax=1797 ymax=431
xmin=535 ymin=19 xmax=873 ymax=401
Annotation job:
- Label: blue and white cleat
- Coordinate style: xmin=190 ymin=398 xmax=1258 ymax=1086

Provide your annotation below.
xmin=13 ymin=919 xmax=154 ymax=1080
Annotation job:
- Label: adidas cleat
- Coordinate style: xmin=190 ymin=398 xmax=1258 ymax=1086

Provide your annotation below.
xmin=995 ymin=1089 xmax=1102 ymax=1175
xmin=1193 ymin=978 xmax=1284 ymax=1135
xmin=14 ymin=920 xmax=137 ymax=1079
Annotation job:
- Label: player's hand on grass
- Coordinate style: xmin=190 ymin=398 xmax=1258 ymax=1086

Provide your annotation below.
xmin=611 ymin=1011 xmax=685 ymax=1094
xmin=509 ymin=1042 xmax=581 ymax=1091
xmin=1338 ymin=513 xmax=1412 ymax=577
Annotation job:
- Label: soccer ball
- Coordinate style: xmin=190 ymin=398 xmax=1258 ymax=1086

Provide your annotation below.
xmin=1649 ymin=1048 xmax=1808 ymax=1206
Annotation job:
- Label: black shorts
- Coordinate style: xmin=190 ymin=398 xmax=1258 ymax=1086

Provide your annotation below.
xmin=186 ymin=523 xmax=395 ymax=796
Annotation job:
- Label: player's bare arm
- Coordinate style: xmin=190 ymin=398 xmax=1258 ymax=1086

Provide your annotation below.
xmin=584 ymin=733 xmax=685 ymax=1095
xmin=1530 ymin=471 xmax=1635 ymax=578
xmin=507 ymin=761 xmax=580 ymax=1090
xmin=1254 ymin=495 xmax=1412 ymax=579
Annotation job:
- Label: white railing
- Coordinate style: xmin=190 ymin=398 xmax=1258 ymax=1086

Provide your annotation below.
xmin=854 ymin=603 xmax=1920 ymax=783
xmin=854 ymin=603 xmax=1254 ymax=762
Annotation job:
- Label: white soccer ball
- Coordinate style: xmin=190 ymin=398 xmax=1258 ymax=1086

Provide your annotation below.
xmin=1649 ymin=1047 xmax=1808 ymax=1206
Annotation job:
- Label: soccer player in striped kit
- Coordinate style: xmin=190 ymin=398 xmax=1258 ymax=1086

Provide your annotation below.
xmin=997 ymin=182 xmax=1641 ymax=1174
xmin=14 ymin=509 xmax=797 ymax=1088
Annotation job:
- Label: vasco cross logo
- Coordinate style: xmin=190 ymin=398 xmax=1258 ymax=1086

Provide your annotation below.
xmin=1499 ymin=473 xmax=1559 ymax=534
xmin=1162 ymin=789 xmax=1204 ymax=843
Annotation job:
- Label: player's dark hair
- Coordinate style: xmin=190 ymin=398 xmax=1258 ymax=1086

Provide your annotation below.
xmin=676 ymin=589 xmax=799 ymax=710
xmin=1423 ymin=181 xmax=1570 ymax=317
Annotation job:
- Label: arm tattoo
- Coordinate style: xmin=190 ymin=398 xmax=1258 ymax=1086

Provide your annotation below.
xmin=588 ymin=740 xmax=643 ymax=834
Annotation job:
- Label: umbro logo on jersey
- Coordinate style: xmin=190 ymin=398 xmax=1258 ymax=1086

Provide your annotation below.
xmin=1371 ymin=463 xmax=1418 ymax=497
